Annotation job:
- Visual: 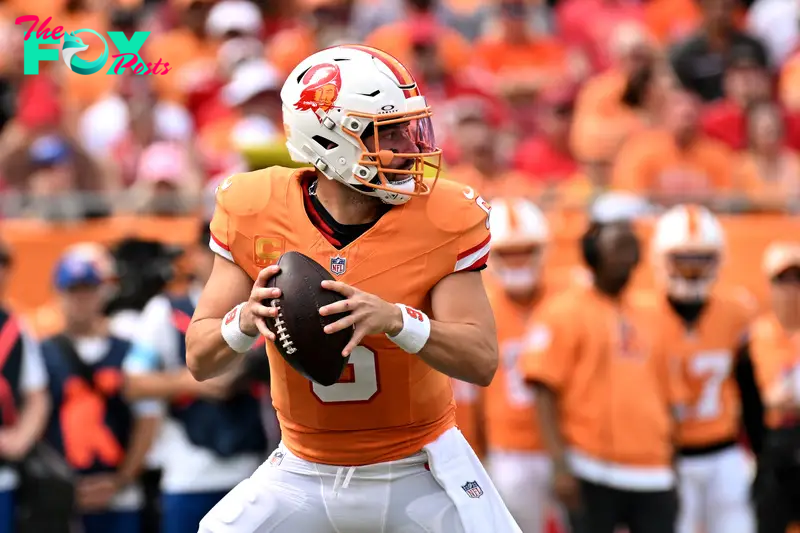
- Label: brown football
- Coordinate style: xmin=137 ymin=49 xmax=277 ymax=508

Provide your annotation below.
xmin=264 ymin=251 xmax=352 ymax=386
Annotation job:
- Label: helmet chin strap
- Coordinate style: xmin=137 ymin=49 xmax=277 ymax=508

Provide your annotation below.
xmin=342 ymin=166 xmax=414 ymax=205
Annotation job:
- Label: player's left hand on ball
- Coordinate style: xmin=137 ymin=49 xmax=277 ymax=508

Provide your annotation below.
xmin=319 ymin=280 xmax=403 ymax=357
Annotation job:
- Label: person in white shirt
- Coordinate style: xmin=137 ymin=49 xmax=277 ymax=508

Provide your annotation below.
xmin=124 ymin=221 xmax=265 ymax=533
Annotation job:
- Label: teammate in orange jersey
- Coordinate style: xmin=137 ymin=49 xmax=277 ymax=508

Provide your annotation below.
xmin=185 ymin=45 xmax=521 ymax=533
xmin=736 ymin=242 xmax=800 ymax=533
xmin=649 ymin=204 xmax=757 ymax=533
xmin=482 ymin=198 xmax=565 ymax=533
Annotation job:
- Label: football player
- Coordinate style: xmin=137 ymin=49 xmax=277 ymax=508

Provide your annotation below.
xmin=649 ymin=204 xmax=756 ymax=533
xmin=482 ymin=198 xmax=563 ymax=533
xmin=186 ymin=45 xmax=520 ymax=533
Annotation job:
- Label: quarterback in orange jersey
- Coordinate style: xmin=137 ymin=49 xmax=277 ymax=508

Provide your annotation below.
xmin=649 ymin=204 xmax=757 ymax=533
xmin=185 ymin=45 xmax=521 ymax=533
xmin=481 ymin=198 xmax=564 ymax=533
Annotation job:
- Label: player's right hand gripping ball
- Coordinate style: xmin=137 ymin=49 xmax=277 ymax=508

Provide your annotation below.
xmin=264 ymin=251 xmax=352 ymax=386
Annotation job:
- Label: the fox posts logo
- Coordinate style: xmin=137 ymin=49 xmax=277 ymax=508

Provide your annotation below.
xmin=16 ymin=15 xmax=171 ymax=76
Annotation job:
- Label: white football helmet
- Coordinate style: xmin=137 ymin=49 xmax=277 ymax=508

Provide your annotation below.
xmin=281 ymin=45 xmax=442 ymax=205
xmin=651 ymin=204 xmax=724 ymax=301
xmin=489 ymin=198 xmax=550 ymax=294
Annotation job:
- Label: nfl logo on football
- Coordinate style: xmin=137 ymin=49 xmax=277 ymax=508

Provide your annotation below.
xmin=461 ymin=481 xmax=483 ymax=499
xmin=330 ymin=255 xmax=347 ymax=276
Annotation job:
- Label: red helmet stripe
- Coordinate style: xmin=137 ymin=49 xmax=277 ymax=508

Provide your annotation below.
xmin=339 ymin=44 xmax=420 ymax=98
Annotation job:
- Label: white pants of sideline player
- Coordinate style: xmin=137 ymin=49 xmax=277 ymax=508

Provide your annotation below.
xmin=676 ymin=445 xmax=755 ymax=533
xmin=198 ymin=427 xmax=522 ymax=533
xmin=488 ymin=451 xmax=564 ymax=533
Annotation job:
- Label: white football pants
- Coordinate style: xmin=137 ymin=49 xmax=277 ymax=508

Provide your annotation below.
xmin=676 ymin=445 xmax=755 ymax=533
xmin=489 ymin=450 xmax=564 ymax=533
xmin=198 ymin=427 xmax=521 ymax=533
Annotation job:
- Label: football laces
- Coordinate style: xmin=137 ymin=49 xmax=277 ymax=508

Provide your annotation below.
xmin=270 ymin=298 xmax=297 ymax=355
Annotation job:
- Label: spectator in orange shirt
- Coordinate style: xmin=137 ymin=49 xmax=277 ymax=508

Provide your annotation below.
xmin=644 ymin=0 xmax=703 ymax=45
xmin=474 ymin=0 xmax=575 ymax=95
xmin=611 ymin=88 xmax=736 ymax=207
xmin=443 ymin=104 xmax=534 ymax=201
xmin=736 ymin=101 xmax=800 ymax=211
xmin=268 ymin=0 xmax=354 ymax=77
xmin=570 ymin=23 xmax=661 ymax=185
xmin=363 ymin=0 xmax=471 ymax=81
xmin=396 ymin=17 xmax=493 ymax=110
xmin=144 ymin=0 xmax=219 ymax=104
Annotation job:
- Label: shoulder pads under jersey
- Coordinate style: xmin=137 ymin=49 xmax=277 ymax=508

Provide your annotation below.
xmin=215 ymin=167 xmax=293 ymax=217
xmin=425 ymin=179 xmax=492 ymax=234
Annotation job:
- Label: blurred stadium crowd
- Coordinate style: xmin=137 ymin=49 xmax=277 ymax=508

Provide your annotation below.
xmin=1 ymin=0 xmax=800 ymax=531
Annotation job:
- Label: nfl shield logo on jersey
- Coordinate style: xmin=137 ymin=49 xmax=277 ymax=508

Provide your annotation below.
xmin=461 ymin=481 xmax=484 ymax=499
xmin=330 ymin=255 xmax=347 ymax=276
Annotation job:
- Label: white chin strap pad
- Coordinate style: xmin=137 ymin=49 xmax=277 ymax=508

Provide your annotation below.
xmin=376 ymin=178 xmax=415 ymax=205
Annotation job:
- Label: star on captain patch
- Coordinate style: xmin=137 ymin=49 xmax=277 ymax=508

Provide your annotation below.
xmin=330 ymin=255 xmax=347 ymax=276
xmin=461 ymin=481 xmax=484 ymax=499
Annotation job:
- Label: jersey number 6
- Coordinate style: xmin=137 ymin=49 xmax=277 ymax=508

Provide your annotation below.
xmin=312 ymin=346 xmax=379 ymax=403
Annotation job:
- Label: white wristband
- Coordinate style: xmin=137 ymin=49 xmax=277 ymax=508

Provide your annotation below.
xmin=221 ymin=303 xmax=259 ymax=353
xmin=386 ymin=303 xmax=431 ymax=354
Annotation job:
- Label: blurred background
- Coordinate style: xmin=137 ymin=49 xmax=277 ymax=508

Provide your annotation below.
xmin=0 ymin=0 xmax=799 ymax=319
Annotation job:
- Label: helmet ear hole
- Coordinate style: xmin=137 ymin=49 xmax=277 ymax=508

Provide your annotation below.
xmin=311 ymin=136 xmax=338 ymax=150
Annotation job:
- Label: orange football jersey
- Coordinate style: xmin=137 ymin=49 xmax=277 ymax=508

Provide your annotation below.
xmin=209 ymin=167 xmax=492 ymax=466
xmin=484 ymin=278 xmax=546 ymax=453
xmin=645 ymin=289 xmax=755 ymax=448
xmin=748 ymin=312 xmax=800 ymax=430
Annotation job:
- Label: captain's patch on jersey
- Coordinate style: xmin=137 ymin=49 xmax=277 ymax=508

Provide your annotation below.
xmin=254 ymin=236 xmax=284 ymax=267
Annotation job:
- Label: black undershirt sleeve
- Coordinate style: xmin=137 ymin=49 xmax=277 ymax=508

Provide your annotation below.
xmin=734 ymin=336 xmax=766 ymax=456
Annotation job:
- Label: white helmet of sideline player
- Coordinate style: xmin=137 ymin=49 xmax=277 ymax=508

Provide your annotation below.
xmin=651 ymin=204 xmax=725 ymax=302
xmin=489 ymin=198 xmax=550 ymax=295
xmin=281 ymin=45 xmax=442 ymax=205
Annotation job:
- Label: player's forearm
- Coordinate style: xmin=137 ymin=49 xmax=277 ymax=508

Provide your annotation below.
xmin=15 ymin=389 xmax=50 ymax=451
xmin=416 ymin=321 xmax=498 ymax=386
xmin=185 ymin=318 xmax=243 ymax=381
xmin=125 ymin=370 xmax=229 ymax=400
xmin=534 ymin=384 xmax=569 ymax=467
xmin=116 ymin=415 xmax=159 ymax=486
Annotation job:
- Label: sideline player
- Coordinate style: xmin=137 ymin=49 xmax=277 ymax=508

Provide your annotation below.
xmin=524 ymin=201 xmax=683 ymax=533
xmin=482 ymin=197 xmax=564 ymax=533
xmin=649 ymin=204 xmax=756 ymax=533
xmin=186 ymin=45 xmax=520 ymax=533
